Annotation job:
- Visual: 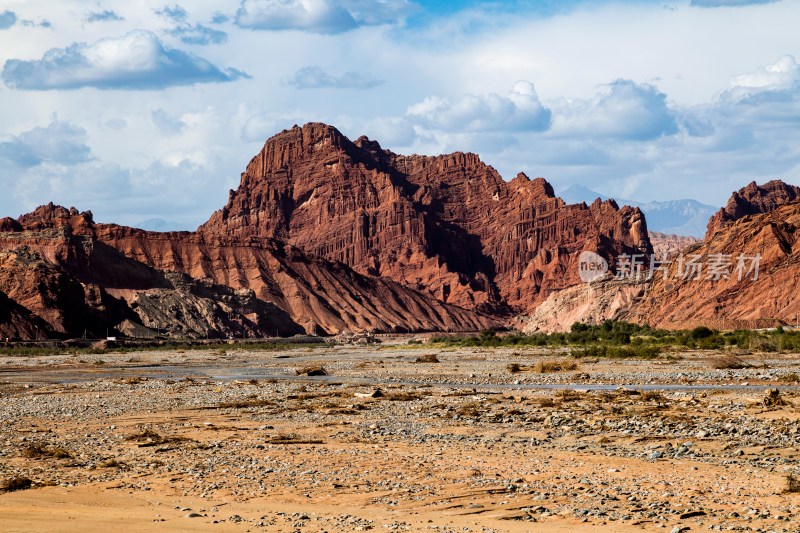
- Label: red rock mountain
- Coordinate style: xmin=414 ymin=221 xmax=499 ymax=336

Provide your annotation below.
xmin=706 ymin=180 xmax=800 ymax=238
xmin=201 ymin=123 xmax=651 ymax=314
xmin=634 ymin=180 xmax=800 ymax=329
xmin=520 ymin=180 xmax=800 ymax=332
xmin=631 ymin=199 xmax=800 ymax=330
xmin=0 ymin=204 xmax=496 ymax=339
xmin=0 ymin=123 xmax=653 ymax=340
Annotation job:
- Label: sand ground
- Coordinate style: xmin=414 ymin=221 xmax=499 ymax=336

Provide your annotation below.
xmin=1 ymin=342 xmax=799 ymax=532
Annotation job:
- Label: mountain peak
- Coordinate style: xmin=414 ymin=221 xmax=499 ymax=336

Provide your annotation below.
xmin=17 ymin=203 xmax=94 ymax=233
xmin=707 ymin=179 xmax=800 ymax=238
xmin=201 ymin=123 xmax=650 ymax=312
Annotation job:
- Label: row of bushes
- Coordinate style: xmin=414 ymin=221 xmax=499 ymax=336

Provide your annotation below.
xmin=429 ymin=321 xmax=800 ymax=355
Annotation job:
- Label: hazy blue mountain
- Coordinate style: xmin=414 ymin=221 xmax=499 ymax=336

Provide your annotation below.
xmin=557 ymin=184 xmax=716 ymax=238
xmin=637 ymin=199 xmax=716 ymax=237
xmin=559 ymin=184 xmax=612 ymax=204
xmin=136 ymin=218 xmax=193 ymax=232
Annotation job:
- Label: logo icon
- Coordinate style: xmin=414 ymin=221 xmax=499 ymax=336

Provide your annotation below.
xmin=578 ymin=251 xmax=608 ymax=283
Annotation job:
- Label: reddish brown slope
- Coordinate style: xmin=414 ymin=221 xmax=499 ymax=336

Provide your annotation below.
xmin=0 ymin=204 xmax=496 ymax=338
xmin=629 ymin=181 xmax=800 ymax=329
xmin=0 ymin=247 xmax=100 ymax=337
xmin=201 ymin=123 xmax=651 ymax=313
xmin=706 ymin=180 xmax=800 ymax=238
xmin=95 ymin=223 xmax=497 ymax=334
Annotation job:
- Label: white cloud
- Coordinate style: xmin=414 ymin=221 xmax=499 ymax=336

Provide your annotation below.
xmin=235 ymin=0 xmax=358 ymax=33
xmin=169 ymin=23 xmax=227 ymax=45
xmin=551 ymin=79 xmax=679 ymax=141
xmin=86 ymin=10 xmax=124 ymax=23
xmin=235 ymin=0 xmax=416 ymax=34
xmin=2 ymin=30 xmax=246 ymax=90
xmin=156 ymin=5 xmax=227 ymax=45
xmin=406 ymin=81 xmax=551 ymax=133
xmin=0 ymin=119 xmax=92 ymax=167
xmin=723 ymin=55 xmax=799 ymax=101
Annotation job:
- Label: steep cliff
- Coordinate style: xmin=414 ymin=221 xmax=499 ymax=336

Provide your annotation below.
xmin=706 ymin=180 xmax=800 ymax=238
xmin=629 ymin=197 xmax=800 ymax=330
xmin=0 ymin=203 xmax=496 ymax=338
xmin=0 ymin=123 xmax=659 ymax=339
xmin=201 ymin=123 xmax=651 ymax=313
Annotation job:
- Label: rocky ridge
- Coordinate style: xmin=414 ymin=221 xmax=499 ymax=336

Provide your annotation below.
xmin=4 ymin=123 xmax=798 ymax=338
xmin=706 ymin=180 xmax=800 ymax=238
xmin=0 ymin=203 xmax=496 ymax=338
xmin=522 ymin=181 xmax=800 ymax=332
xmin=201 ymin=123 xmax=651 ymax=313
xmin=629 ymin=196 xmax=800 ymax=330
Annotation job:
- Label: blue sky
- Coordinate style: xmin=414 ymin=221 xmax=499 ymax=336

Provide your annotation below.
xmin=0 ymin=0 xmax=798 ymax=228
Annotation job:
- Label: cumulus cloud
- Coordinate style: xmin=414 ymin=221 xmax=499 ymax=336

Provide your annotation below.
xmin=0 ymin=131 xmax=230 ymax=225
xmin=86 ymin=10 xmax=124 ymax=23
xmin=1 ymin=30 xmax=248 ymax=90
xmin=0 ymin=10 xmax=16 ymax=29
xmin=552 ymin=79 xmax=678 ymax=140
xmin=0 ymin=120 xmax=92 ymax=168
xmin=235 ymin=0 xmax=416 ymax=34
xmin=407 ymin=81 xmax=552 ymax=133
xmin=721 ymin=55 xmax=799 ymax=104
xmin=690 ymin=0 xmax=780 ymax=7
xmin=211 ymin=12 xmax=229 ymax=24
xmin=286 ymin=66 xmax=382 ymax=89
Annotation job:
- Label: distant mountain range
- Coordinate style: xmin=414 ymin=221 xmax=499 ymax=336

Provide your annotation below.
xmin=136 ymin=218 xmax=193 ymax=232
xmin=558 ymin=184 xmax=716 ymax=238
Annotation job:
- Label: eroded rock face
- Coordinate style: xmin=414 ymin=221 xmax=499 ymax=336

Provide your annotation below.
xmin=649 ymin=231 xmax=702 ymax=257
xmin=201 ymin=123 xmax=651 ymax=313
xmin=123 ymin=272 xmax=304 ymax=339
xmin=0 ymin=123 xmax=656 ymax=339
xmin=0 ymin=202 xmax=496 ymax=338
xmin=94 ymin=224 xmax=496 ymax=335
xmin=629 ymin=198 xmax=800 ymax=330
xmin=706 ymin=180 xmax=800 ymax=238
xmin=0 ymin=247 xmax=99 ymax=336
xmin=0 ymin=289 xmax=47 ymax=340
xmin=514 ymin=278 xmax=648 ymax=333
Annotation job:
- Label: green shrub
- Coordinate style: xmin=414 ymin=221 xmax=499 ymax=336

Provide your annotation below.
xmin=690 ymin=326 xmax=714 ymax=340
xmin=750 ymin=336 xmax=778 ymax=353
xmin=572 ymin=345 xmax=661 ymax=359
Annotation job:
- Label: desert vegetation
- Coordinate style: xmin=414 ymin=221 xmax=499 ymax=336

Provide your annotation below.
xmin=430 ymin=321 xmax=800 ymax=355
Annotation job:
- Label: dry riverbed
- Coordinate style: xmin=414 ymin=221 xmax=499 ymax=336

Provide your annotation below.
xmin=1 ymin=343 xmax=799 ymax=532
